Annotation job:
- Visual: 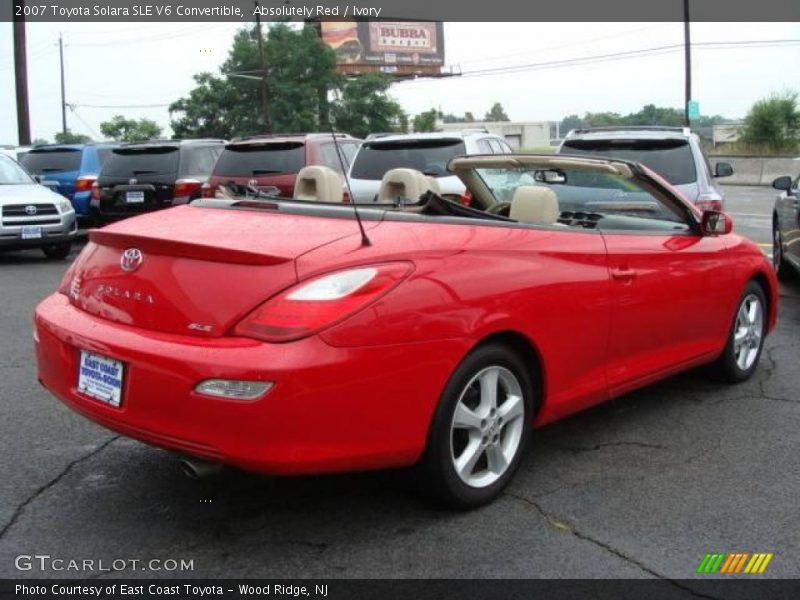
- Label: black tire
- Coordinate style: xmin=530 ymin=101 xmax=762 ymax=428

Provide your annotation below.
xmin=773 ymin=221 xmax=794 ymax=281
xmin=41 ymin=242 xmax=71 ymax=260
xmin=421 ymin=343 xmax=535 ymax=509
xmin=712 ymin=281 xmax=768 ymax=383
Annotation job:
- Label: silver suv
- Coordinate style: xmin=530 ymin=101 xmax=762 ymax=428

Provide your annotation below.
xmin=0 ymin=154 xmax=77 ymax=260
xmin=347 ymin=130 xmax=513 ymax=203
xmin=557 ymin=126 xmax=733 ymax=211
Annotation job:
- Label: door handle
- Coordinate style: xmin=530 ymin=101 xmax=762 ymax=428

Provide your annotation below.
xmin=610 ymin=267 xmax=637 ymax=281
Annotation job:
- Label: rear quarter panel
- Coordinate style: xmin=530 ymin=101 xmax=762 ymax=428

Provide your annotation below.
xmin=297 ymin=219 xmax=614 ymax=425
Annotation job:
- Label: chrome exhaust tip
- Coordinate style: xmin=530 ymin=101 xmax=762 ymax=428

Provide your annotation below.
xmin=180 ymin=457 xmax=222 ymax=480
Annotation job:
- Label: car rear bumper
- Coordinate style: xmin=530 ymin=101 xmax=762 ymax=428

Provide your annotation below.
xmin=34 ymin=293 xmax=471 ymax=474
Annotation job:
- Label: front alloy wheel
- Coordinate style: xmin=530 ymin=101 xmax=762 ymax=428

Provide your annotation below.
xmin=423 ymin=343 xmax=534 ymax=508
xmin=713 ymin=281 xmax=767 ymax=383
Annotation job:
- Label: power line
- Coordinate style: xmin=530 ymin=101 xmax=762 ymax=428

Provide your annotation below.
xmin=415 ymin=39 xmax=800 ymax=81
xmin=457 ymin=24 xmax=671 ymax=67
xmin=68 ymin=102 xmax=172 ymax=109
xmin=66 ymin=105 xmax=102 ymax=140
xmin=67 ymin=23 xmax=234 ymax=48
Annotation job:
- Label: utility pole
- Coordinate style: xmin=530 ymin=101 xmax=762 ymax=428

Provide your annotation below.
xmin=13 ymin=0 xmax=31 ymax=146
xmin=59 ymin=33 xmax=67 ymax=136
xmin=683 ymin=0 xmax=692 ymax=127
xmin=254 ymin=1 xmax=271 ymax=132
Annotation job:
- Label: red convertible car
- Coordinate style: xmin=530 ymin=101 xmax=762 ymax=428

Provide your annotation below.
xmin=34 ymin=155 xmax=777 ymax=507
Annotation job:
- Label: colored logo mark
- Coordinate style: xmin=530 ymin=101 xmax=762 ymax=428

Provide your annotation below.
xmin=697 ymin=553 xmax=773 ymax=574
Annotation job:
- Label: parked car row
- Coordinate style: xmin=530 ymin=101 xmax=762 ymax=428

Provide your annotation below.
xmin=6 ymin=125 xmax=736 ymax=236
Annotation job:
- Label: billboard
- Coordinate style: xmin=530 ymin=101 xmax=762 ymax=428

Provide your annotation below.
xmin=319 ymin=21 xmax=445 ymax=76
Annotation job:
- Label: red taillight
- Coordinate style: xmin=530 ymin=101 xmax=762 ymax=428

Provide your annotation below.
xmin=233 ymin=263 xmax=413 ymax=343
xmin=696 ymin=194 xmax=723 ymax=212
xmin=201 ymin=182 xmax=217 ymax=199
xmin=174 ymin=179 xmax=202 ymax=201
xmin=75 ymin=175 xmax=96 ymax=193
xmin=90 ymin=181 xmax=101 ymax=201
xmin=458 ymin=191 xmax=472 ymax=207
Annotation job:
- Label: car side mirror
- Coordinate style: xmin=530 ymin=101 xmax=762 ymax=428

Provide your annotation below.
xmin=701 ymin=210 xmax=733 ymax=236
xmin=772 ymin=176 xmax=793 ymax=192
xmin=714 ymin=162 xmax=733 ymax=178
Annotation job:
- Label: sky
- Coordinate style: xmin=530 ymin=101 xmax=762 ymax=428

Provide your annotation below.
xmin=0 ymin=21 xmax=798 ymax=145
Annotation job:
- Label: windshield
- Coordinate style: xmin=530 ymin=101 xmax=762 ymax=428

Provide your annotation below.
xmin=21 ymin=148 xmax=82 ymax=174
xmin=351 ymin=139 xmax=466 ymax=180
xmin=102 ymin=146 xmax=179 ymax=178
xmin=214 ymin=142 xmax=305 ymax=176
xmin=476 ymin=165 xmax=688 ymax=229
xmin=561 ymin=139 xmax=697 ymax=185
xmin=0 ymin=156 xmax=35 ymax=184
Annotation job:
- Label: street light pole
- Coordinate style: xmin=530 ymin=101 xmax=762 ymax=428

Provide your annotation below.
xmin=683 ymin=0 xmax=692 ymax=127
xmin=59 ymin=33 xmax=67 ymax=136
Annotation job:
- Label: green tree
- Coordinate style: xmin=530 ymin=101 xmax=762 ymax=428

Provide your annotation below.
xmin=413 ymin=108 xmax=439 ymax=132
xmin=100 ymin=115 xmax=162 ymax=142
xmin=32 ymin=138 xmax=49 ymax=146
xmin=741 ymin=91 xmax=800 ymax=152
xmin=54 ymin=129 xmax=91 ymax=144
xmin=628 ymin=104 xmax=684 ymax=126
xmin=559 ymin=114 xmax=584 ymax=133
xmin=170 ymin=24 xmax=338 ymax=138
xmin=484 ymin=102 xmax=510 ymax=122
xmin=441 ymin=113 xmax=467 ymax=124
xmin=330 ymin=73 xmax=407 ymax=139
xmin=582 ymin=111 xmax=624 ymax=127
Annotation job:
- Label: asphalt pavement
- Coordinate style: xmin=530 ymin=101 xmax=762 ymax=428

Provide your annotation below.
xmin=0 ymin=185 xmax=797 ymax=585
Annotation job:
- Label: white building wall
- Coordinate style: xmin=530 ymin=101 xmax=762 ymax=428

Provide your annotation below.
xmin=439 ymin=121 xmax=553 ymax=149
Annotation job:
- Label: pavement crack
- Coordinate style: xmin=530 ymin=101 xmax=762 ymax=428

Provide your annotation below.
xmin=0 ymin=436 xmax=119 ymax=540
xmin=555 ymin=441 xmax=668 ymax=453
xmin=505 ymin=491 xmax=722 ymax=600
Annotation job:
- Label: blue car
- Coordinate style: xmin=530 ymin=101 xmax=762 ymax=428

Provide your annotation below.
xmin=21 ymin=143 xmax=118 ymax=225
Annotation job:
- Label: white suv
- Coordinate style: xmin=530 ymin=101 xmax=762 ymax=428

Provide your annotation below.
xmin=557 ymin=126 xmax=733 ymax=211
xmin=347 ymin=130 xmax=513 ymax=203
xmin=0 ymin=154 xmax=77 ymax=259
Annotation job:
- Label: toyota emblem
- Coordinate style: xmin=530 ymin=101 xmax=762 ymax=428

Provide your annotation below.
xmin=25 ymin=205 xmax=37 ymax=215
xmin=129 ymin=178 xmax=138 ymax=185
xmin=120 ymin=248 xmax=144 ymax=272
xmin=247 ymin=179 xmax=258 ymax=188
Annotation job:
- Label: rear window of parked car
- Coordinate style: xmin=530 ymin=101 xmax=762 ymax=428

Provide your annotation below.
xmin=21 ymin=148 xmax=82 ymax=173
xmin=350 ymin=139 xmax=467 ymax=180
xmin=102 ymin=146 xmax=180 ymax=178
xmin=180 ymin=145 xmax=223 ymax=178
xmin=214 ymin=142 xmax=306 ymax=176
xmin=561 ymin=139 xmax=697 ymax=186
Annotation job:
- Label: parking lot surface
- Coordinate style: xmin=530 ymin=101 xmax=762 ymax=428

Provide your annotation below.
xmin=0 ymin=185 xmax=798 ymax=583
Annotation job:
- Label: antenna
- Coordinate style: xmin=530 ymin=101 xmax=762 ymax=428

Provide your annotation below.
xmin=327 ymin=121 xmax=371 ymax=247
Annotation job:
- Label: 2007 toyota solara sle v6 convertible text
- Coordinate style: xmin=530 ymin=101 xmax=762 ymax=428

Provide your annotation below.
xmin=34 ymin=155 xmax=777 ymax=507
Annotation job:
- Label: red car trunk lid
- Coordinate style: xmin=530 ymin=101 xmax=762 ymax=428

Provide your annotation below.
xmin=68 ymin=205 xmax=368 ymax=337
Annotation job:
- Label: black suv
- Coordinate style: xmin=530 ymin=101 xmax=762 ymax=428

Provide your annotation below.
xmin=91 ymin=139 xmax=225 ymax=224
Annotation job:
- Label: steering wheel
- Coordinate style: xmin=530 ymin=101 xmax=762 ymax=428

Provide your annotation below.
xmin=486 ymin=201 xmax=511 ymax=216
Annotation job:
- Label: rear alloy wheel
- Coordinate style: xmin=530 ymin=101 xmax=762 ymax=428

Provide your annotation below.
xmin=41 ymin=242 xmax=71 ymax=260
xmin=422 ymin=344 xmax=533 ymax=508
xmin=773 ymin=223 xmax=794 ymax=281
xmin=713 ymin=281 xmax=767 ymax=383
